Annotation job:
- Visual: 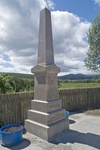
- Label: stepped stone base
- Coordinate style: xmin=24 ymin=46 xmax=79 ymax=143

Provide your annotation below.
xmin=25 ymin=118 xmax=69 ymax=141
xmin=25 ymin=99 xmax=69 ymax=141
xmin=31 ymin=99 xmax=62 ymax=113
xmin=28 ymin=109 xmax=66 ymax=125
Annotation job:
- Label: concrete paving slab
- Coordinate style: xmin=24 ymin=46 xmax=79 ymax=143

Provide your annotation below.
xmin=0 ymin=112 xmax=100 ymax=150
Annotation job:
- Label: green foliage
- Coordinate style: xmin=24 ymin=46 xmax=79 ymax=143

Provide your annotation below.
xmin=0 ymin=74 xmax=34 ymax=94
xmin=0 ymin=121 xmax=4 ymax=128
xmin=85 ymin=15 xmax=100 ymax=71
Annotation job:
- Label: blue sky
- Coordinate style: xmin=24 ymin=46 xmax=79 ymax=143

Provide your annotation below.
xmin=0 ymin=0 xmax=100 ymax=75
xmin=53 ymin=0 xmax=100 ymax=22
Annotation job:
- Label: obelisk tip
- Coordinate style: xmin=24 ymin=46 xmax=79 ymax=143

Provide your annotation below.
xmin=42 ymin=7 xmax=50 ymax=12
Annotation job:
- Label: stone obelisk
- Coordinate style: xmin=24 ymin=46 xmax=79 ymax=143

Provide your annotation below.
xmin=25 ymin=8 xmax=69 ymax=141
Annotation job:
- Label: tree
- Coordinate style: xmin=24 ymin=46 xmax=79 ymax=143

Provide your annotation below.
xmin=0 ymin=73 xmax=34 ymax=94
xmin=0 ymin=75 xmax=7 ymax=94
xmin=84 ymin=15 xmax=100 ymax=71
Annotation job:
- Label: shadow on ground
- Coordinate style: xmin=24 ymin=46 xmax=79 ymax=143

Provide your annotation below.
xmin=53 ymin=129 xmax=100 ymax=149
xmin=69 ymin=119 xmax=76 ymax=124
xmin=2 ymin=138 xmax=31 ymax=150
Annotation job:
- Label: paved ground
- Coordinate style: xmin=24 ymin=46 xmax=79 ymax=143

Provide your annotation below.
xmin=0 ymin=112 xmax=100 ymax=150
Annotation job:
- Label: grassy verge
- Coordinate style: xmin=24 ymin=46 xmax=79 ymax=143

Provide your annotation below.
xmin=84 ymin=109 xmax=100 ymax=116
xmin=59 ymin=82 xmax=100 ymax=90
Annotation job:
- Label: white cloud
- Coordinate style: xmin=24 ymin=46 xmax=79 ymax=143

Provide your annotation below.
xmin=44 ymin=0 xmax=55 ymax=10
xmin=0 ymin=0 xmax=92 ymax=75
xmin=94 ymin=0 xmax=100 ymax=5
xmin=0 ymin=57 xmax=5 ymax=65
xmin=51 ymin=11 xmax=91 ymax=74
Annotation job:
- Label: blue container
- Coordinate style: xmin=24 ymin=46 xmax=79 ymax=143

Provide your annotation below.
xmin=0 ymin=128 xmax=1 ymax=143
xmin=66 ymin=111 xmax=69 ymax=118
xmin=0 ymin=124 xmax=23 ymax=147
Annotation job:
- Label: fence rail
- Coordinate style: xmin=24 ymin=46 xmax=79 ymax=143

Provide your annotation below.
xmin=0 ymin=88 xmax=100 ymax=125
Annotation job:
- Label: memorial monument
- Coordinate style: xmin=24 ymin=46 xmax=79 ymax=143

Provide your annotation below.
xmin=25 ymin=8 xmax=69 ymax=141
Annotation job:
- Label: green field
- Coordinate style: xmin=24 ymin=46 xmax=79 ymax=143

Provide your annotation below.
xmin=84 ymin=109 xmax=100 ymax=116
xmin=59 ymin=82 xmax=100 ymax=90
xmin=1 ymin=73 xmax=100 ymax=93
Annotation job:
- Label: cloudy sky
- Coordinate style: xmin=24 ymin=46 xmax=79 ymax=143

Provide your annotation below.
xmin=0 ymin=0 xmax=100 ymax=75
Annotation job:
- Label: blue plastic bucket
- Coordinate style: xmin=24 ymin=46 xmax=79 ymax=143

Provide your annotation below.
xmin=0 ymin=124 xmax=23 ymax=147
xmin=66 ymin=111 xmax=69 ymax=118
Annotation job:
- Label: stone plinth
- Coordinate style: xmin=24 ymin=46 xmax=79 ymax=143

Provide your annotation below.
xmin=32 ymin=65 xmax=60 ymax=101
xmin=25 ymin=119 xmax=68 ymax=141
xmin=25 ymin=65 xmax=69 ymax=141
xmin=25 ymin=8 xmax=69 ymax=141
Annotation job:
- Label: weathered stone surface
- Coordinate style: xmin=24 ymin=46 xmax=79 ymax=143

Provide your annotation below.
xmin=25 ymin=118 xmax=69 ymax=141
xmin=28 ymin=109 xmax=66 ymax=125
xmin=31 ymin=99 xmax=62 ymax=113
xmin=38 ymin=8 xmax=54 ymax=65
xmin=34 ymin=73 xmax=59 ymax=101
xmin=31 ymin=64 xmax=60 ymax=74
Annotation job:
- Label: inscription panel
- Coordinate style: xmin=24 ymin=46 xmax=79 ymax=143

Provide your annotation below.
xmin=47 ymin=77 xmax=59 ymax=100
xmin=34 ymin=74 xmax=47 ymax=100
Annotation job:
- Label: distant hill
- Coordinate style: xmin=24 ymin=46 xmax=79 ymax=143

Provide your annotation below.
xmin=0 ymin=72 xmax=100 ymax=80
xmin=58 ymin=73 xmax=100 ymax=80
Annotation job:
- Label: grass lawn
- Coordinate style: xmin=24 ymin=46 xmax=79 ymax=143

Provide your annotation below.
xmin=84 ymin=109 xmax=100 ymax=116
xmin=59 ymin=82 xmax=100 ymax=89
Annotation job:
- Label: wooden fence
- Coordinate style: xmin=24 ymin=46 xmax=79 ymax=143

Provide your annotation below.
xmin=0 ymin=88 xmax=100 ymax=125
xmin=0 ymin=93 xmax=33 ymax=125
xmin=59 ymin=88 xmax=100 ymax=110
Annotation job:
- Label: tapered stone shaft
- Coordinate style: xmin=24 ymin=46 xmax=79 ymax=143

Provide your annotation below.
xmin=38 ymin=8 xmax=54 ymax=65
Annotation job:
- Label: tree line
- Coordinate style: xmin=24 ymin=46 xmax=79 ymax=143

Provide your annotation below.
xmin=0 ymin=74 xmax=34 ymax=94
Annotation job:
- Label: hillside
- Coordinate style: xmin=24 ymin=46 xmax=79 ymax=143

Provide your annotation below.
xmin=0 ymin=72 xmax=100 ymax=80
xmin=58 ymin=73 xmax=100 ymax=80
